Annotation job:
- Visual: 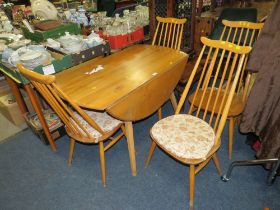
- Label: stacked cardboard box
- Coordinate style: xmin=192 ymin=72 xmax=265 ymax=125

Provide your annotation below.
xmin=0 ymin=79 xmax=33 ymax=126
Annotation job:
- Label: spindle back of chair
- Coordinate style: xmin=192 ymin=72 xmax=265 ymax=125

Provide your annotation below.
xmin=177 ymin=37 xmax=252 ymax=145
xmin=152 ymin=16 xmax=187 ymax=50
xmin=220 ymin=20 xmax=264 ymax=46
xmin=220 ymin=20 xmax=264 ymax=100
xmin=17 ymin=64 xmax=104 ymax=142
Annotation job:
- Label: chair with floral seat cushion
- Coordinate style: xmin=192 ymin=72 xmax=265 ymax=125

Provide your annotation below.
xmin=145 ymin=37 xmax=252 ymax=210
xmin=151 ymin=114 xmax=215 ymax=161
xmin=194 ymin=20 xmax=264 ymax=159
xmin=18 ymin=64 xmax=127 ymax=187
xmin=152 ymin=16 xmax=187 ymax=119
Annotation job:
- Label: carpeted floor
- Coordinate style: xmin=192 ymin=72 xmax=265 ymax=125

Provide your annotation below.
xmin=0 ymin=102 xmax=279 ymax=210
xmin=0 ymin=112 xmax=27 ymax=143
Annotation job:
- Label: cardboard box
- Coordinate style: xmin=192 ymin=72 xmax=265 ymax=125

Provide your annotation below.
xmin=47 ymin=42 xmax=111 ymax=66
xmin=25 ymin=112 xmax=66 ymax=145
xmin=0 ymin=79 xmax=11 ymax=96
xmin=22 ymin=22 xmax=81 ymax=43
xmin=69 ymin=42 xmax=110 ymax=66
xmin=31 ymin=123 xmax=66 ymax=145
xmin=0 ymin=94 xmax=25 ymax=125
xmin=0 ymin=93 xmax=34 ymax=126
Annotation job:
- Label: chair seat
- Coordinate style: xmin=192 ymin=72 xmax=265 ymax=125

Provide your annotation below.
xmin=73 ymin=110 xmax=122 ymax=142
xmin=189 ymin=88 xmax=245 ymax=117
xmin=151 ymin=114 xmax=215 ymax=161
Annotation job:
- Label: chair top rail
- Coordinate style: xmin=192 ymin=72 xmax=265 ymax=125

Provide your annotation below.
xmin=222 ymin=20 xmax=264 ymax=30
xmin=17 ymin=64 xmax=55 ymax=85
xmin=201 ymin=37 xmax=252 ymax=54
xmin=156 ymin=16 xmax=187 ymax=24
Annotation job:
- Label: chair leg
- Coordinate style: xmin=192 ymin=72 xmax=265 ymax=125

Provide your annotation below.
xmin=99 ymin=141 xmax=106 ymax=187
xmin=228 ymin=117 xmax=235 ymax=160
xmin=145 ymin=141 xmax=157 ymax=168
xmin=121 ymin=125 xmax=126 ymax=137
xmin=170 ymin=91 xmax=178 ymax=111
xmin=158 ymin=107 xmax=163 ymax=120
xmin=212 ymin=153 xmax=222 ymax=176
xmin=189 ymin=165 xmax=195 ymax=210
xmin=68 ymin=138 xmax=75 ymax=166
xmin=158 ymin=91 xmax=177 ymax=120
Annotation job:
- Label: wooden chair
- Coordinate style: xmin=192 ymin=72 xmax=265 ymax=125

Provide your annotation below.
xmin=145 ymin=37 xmax=252 ymax=210
xmin=18 ymin=64 xmax=126 ymax=187
xmin=214 ymin=20 xmax=264 ymax=159
xmin=152 ymin=16 xmax=187 ymax=119
xmin=220 ymin=20 xmax=264 ymax=45
xmin=208 ymin=8 xmax=258 ymax=41
xmin=152 ymin=16 xmax=186 ymax=50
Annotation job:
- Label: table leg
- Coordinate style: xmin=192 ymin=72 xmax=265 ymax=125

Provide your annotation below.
xmin=24 ymin=84 xmax=57 ymax=152
xmin=125 ymin=121 xmax=137 ymax=176
xmin=4 ymin=75 xmax=28 ymax=114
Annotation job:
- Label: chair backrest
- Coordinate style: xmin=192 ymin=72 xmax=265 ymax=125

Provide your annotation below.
xmin=209 ymin=8 xmax=258 ymax=40
xmin=152 ymin=16 xmax=187 ymax=50
xmin=220 ymin=20 xmax=264 ymax=100
xmin=17 ymin=64 xmax=105 ymax=142
xmin=176 ymin=37 xmax=252 ymax=145
xmin=220 ymin=20 xmax=264 ymax=46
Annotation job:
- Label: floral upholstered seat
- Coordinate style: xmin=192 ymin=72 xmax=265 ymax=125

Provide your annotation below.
xmin=73 ymin=110 xmax=122 ymax=142
xmin=145 ymin=37 xmax=252 ymax=210
xmin=151 ymin=114 xmax=215 ymax=160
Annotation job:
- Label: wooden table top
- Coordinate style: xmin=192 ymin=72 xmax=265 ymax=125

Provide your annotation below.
xmin=55 ymin=45 xmax=188 ymax=120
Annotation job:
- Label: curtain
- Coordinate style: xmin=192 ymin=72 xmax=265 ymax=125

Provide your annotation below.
xmin=240 ymin=0 xmax=280 ymax=163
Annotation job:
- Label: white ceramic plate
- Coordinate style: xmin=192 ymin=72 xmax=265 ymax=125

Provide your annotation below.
xmin=31 ymin=0 xmax=58 ymax=20
xmin=22 ymin=51 xmax=52 ymax=69
xmin=8 ymin=45 xmax=51 ymax=68
xmin=0 ymin=33 xmax=22 ymax=42
xmin=8 ymin=39 xmax=31 ymax=49
xmin=20 ymin=51 xmax=42 ymax=62
xmin=0 ymin=43 xmax=7 ymax=52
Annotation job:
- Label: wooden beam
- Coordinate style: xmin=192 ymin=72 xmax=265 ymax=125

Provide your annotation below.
xmin=149 ymin=0 xmax=156 ymax=40
xmin=190 ymin=0 xmax=197 ymax=50
xmin=167 ymin=0 xmax=174 ymax=17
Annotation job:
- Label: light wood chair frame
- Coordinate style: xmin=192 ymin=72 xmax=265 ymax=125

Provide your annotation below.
xmin=152 ymin=16 xmax=187 ymax=50
xmin=18 ymin=64 xmax=126 ymax=187
xmin=145 ymin=37 xmax=252 ymax=210
xmin=220 ymin=20 xmax=264 ymax=159
xmin=220 ymin=20 xmax=264 ymax=98
xmin=152 ymin=16 xmax=187 ymax=119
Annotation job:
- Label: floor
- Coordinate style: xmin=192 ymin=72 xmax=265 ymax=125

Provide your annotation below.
xmin=0 ymin=112 xmax=27 ymax=143
xmin=0 ymin=101 xmax=279 ymax=210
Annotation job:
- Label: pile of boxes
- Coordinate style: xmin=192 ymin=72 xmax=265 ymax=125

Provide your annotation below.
xmin=0 ymin=77 xmax=65 ymax=144
xmin=0 ymin=78 xmax=32 ymax=126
